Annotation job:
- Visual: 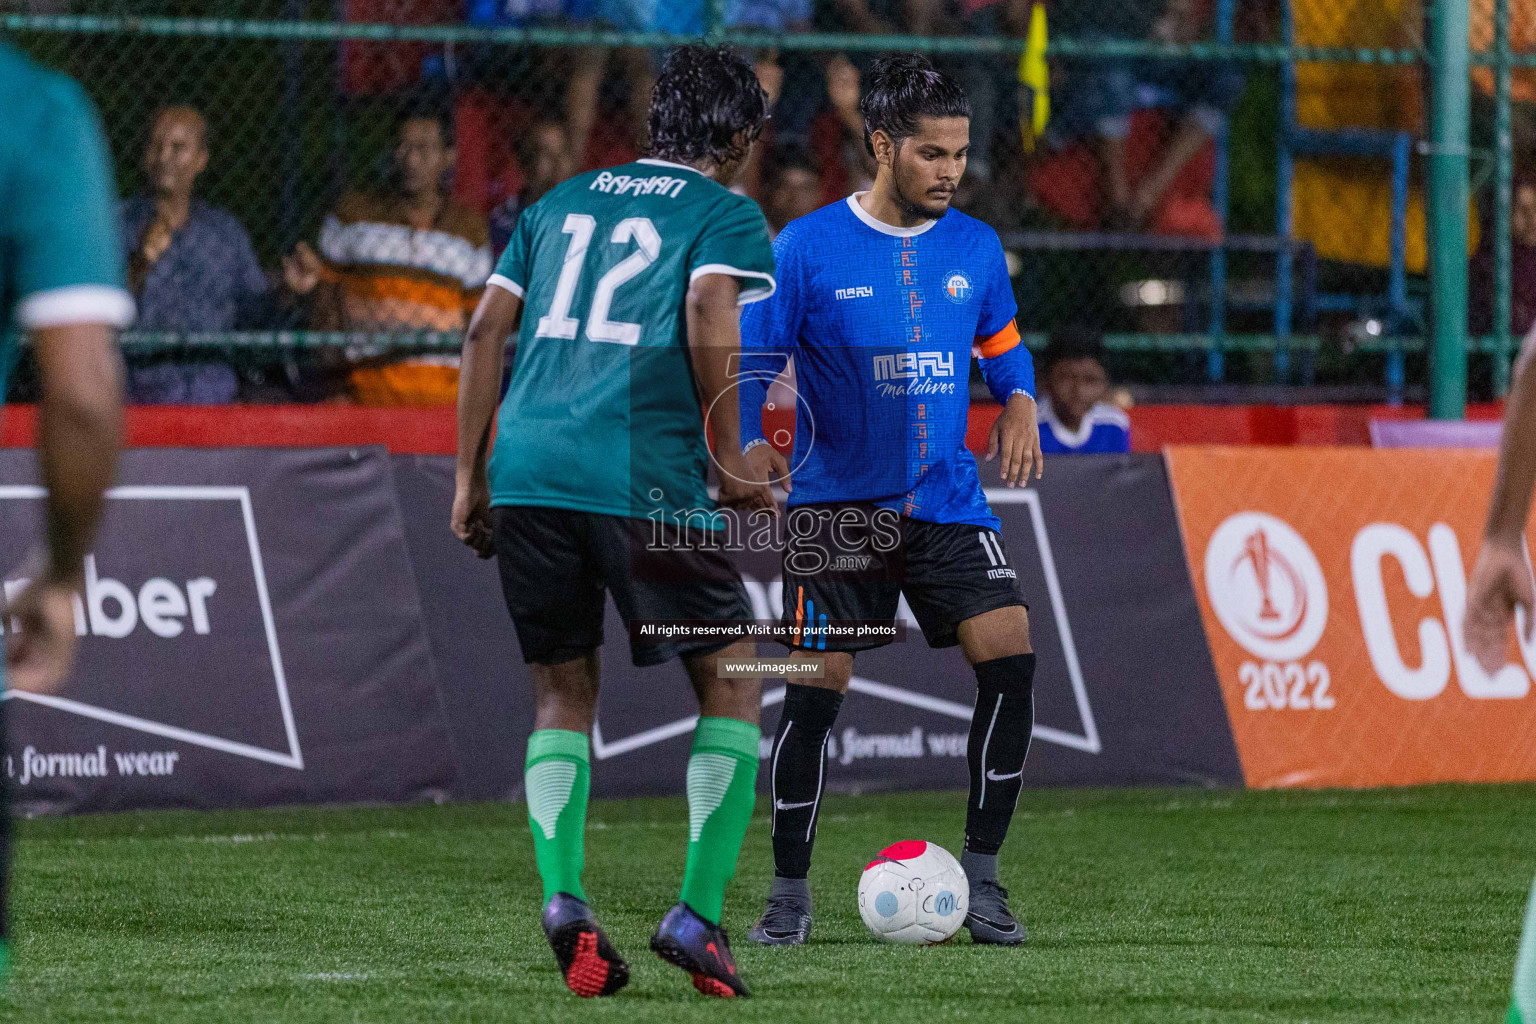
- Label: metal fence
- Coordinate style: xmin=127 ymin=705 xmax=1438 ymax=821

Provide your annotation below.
xmin=1 ymin=1 xmax=1525 ymax=406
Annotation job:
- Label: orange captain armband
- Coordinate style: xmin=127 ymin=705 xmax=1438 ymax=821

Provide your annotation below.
xmin=975 ymin=319 xmax=1022 ymax=359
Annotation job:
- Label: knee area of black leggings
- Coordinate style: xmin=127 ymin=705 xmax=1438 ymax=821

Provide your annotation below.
xmin=973 ymin=653 xmax=1036 ymax=696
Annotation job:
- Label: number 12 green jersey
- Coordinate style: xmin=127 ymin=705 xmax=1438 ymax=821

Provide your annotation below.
xmin=486 ymin=159 xmax=775 ymax=523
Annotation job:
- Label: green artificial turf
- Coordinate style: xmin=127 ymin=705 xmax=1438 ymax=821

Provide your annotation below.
xmin=3 ymin=785 xmax=1532 ymax=1022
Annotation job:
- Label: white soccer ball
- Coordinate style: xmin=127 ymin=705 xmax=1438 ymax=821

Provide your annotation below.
xmin=857 ymin=840 xmax=969 ymax=944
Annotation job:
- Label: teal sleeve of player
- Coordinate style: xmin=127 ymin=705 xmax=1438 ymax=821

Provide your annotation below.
xmin=687 ymin=195 xmax=777 ymax=306
xmin=9 ymin=72 xmax=133 ymax=328
xmin=487 ymin=206 xmax=532 ymax=297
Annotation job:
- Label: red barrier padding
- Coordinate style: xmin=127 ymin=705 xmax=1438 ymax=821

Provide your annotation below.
xmin=0 ymin=401 xmax=1507 ymax=456
xmin=0 ymin=405 xmax=458 ymax=455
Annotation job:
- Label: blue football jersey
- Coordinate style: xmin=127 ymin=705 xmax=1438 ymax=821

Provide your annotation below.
xmin=740 ymin=194 xmax=1033 ymax=530
xmin=1038 ymin=398 xmax=1132 ymax=455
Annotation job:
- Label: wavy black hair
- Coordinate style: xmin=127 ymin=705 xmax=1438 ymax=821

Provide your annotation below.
xmin=648 ymin=44 xmax=768 ymax=168
xmin=859 ymin=54 xmax=970 ymax=157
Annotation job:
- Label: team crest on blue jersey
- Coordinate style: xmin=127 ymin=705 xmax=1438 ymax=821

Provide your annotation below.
xmin=943 ymin=271 xmax=972 ymax=304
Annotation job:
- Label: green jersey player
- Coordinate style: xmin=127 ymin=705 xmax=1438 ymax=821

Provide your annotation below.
xmin=452 ymin=45 xmax=775 ymax=999
xmin=0 ymin=41 xmax=130 ymax=981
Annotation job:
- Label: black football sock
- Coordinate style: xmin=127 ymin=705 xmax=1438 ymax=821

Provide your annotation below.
xmin=768 ymin=683 xmax=845 ymax=879
xmin=964 ymin=654 xmax=1036 ymax=857
xmin=961 ymin=850 xmax=999 ymax=885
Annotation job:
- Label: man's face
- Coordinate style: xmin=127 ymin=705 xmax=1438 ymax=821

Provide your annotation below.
xmin=395 ymin=118 xmax=451 ymax=198
xmin=523 ymin=124 xmax=572 ymax=194
xmin=143 ymin=108 xmax=208 ymax=199
xmin=1045 ymin=357 xmax=1110 ymax=426
xmin=881 ymin=115 xmax=969 ymax=219
xmin=1515 ymin=183 xmax=1536 ymax=247
xmin=768 ymin=166 xmax=822 ymax=229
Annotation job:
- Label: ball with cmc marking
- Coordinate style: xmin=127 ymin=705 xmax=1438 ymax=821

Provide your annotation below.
xmin=857 ymin=840 xmax=969 ymax=944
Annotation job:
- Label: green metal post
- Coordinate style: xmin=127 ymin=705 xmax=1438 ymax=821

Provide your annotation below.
xmin=1429 ymin=0 xmax=1471 ymax=419
xmin=1495 ymin=0 xmax=1514 ymax=396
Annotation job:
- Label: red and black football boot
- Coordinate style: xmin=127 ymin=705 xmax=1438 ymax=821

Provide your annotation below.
xmin=649 ymin=902 xmax=750 ymax=998
xmin=542 ymin=892 xmax=629 ymax=997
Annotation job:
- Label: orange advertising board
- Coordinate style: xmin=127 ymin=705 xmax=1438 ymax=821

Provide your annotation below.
xmin=1167 ymin=446 xmax=1536 ymax=788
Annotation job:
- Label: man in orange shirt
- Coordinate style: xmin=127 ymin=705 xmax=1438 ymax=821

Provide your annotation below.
xmin=310 ymin=110 xmax=492 ymax=406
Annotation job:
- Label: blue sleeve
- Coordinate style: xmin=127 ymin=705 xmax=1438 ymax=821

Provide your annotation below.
xmin=976 ymin=228 xmax=1018 ymax=339
xmin=738 ymin=227 xmax=805 ymax=451
xmin=979 ymin=340 xmax=1035 ymax=405
xmin=973 ymin=228 xmax=1031 ymax=404
xmin=231 ymin=217 xmax=276 ymax=328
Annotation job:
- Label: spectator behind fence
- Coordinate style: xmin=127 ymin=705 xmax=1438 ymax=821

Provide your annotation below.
xmin=121 ymin=106 xmax=313 ymax=404
xmin=1041 ymin=0 xmax=1243 ymax=235
xmin=1472 ymin=176 xmax=1536 ymax=337
xmin=1036 ymin=328 xmax=1131 ymax=455
xmin=311 ymin=111 xmax=492 ymax=406
xmin=763 ymin=145 xmax=823 ymax=237
xmin=809 ymin=54 xmax=878 ymax=206
xmin=894 ymin=0 xmax=1026 ymax=183
xmin=563 ymin=3 xmax=812 ymax=175
xmin=489 ymin=119 xmax=573 ymax=254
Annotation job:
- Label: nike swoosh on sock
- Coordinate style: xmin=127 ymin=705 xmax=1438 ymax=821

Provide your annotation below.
xmin=985 ymin=769 xmax=1023 ymax=782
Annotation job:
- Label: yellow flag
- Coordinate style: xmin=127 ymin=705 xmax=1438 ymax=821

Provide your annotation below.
xmin=1018 ymin=3 xmax=1049 ymax=152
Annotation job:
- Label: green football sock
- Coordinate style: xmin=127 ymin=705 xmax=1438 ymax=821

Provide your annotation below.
xmin=525 ymin=729 xmax=590 ymax=904
xmin=1513 ymin=876 xmax=1536 ymax=1024
xmin=679 ymin=716 xmax=760 ymax=925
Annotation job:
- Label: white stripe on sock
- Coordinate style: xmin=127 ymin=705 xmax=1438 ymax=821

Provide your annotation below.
xmin=687 ymin=753 xmax=738 ymax=843
xmin=770 ymin=720 xmax=793 ymax=837
xmin=806 ymin=732 xmax=828 ymax=842
xmin=976 ymin=693 xmax=1004 ymax=810
xmin=526 ymin=760 xmax=578 ymax=840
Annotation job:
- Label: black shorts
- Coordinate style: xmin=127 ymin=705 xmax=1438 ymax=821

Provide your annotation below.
xmin=493 ymin=505 xmax=751 ymax=668
xmin=780 ymin=504 xmax=1026 ymax=653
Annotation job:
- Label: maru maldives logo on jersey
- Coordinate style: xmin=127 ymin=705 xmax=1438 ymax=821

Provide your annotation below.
xmin=943 ymin=271 xmax=972 ymax=304
xmin=871 ymin=351 xmax=957 ymax=398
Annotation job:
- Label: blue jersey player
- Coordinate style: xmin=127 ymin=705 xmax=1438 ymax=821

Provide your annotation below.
xmin=738 ymin=56 xmax=1042 ymax=948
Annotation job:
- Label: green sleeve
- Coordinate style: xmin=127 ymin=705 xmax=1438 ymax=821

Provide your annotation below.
xmin=687 ymin=196 xmax=777 ymax=306
xmin=10 ymin=73 xmax=132 ymax=328
xmin=488 ymin=205 xmax=533 ymax=298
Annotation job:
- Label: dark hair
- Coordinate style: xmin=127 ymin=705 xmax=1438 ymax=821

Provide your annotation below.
xmin=859 ymin=54 xmax=970 ymax=157
xmin=400 ymin=103 xmax=453 ymax=148
xmin=649 ymin=44 xmax=768 ymax=167
xmin=767 ymin=142 xmax=820 ymax=183
xmin=1044 ymin=326 xmax=1108 ymax=370
xmin=514 ymin=119 xmax=567 ymax=169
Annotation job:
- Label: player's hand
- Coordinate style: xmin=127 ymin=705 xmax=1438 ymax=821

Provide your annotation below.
xmin=451 ymin=474 xmax=496 ymax=559
xmin=987 ymin=392 xmax=1044 ymax=488
xmin=745 ymin=441 xmax=792 ymax=497
xmin=3 ymin=575 xmax=83 ymax=695
xmin=282 ymin=242 xmax=323 ymax=296
xmin=1464 ymin=537 xmax=1536 ymax=675
xmin=717 ymin=445 xmax=782 ymax=515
